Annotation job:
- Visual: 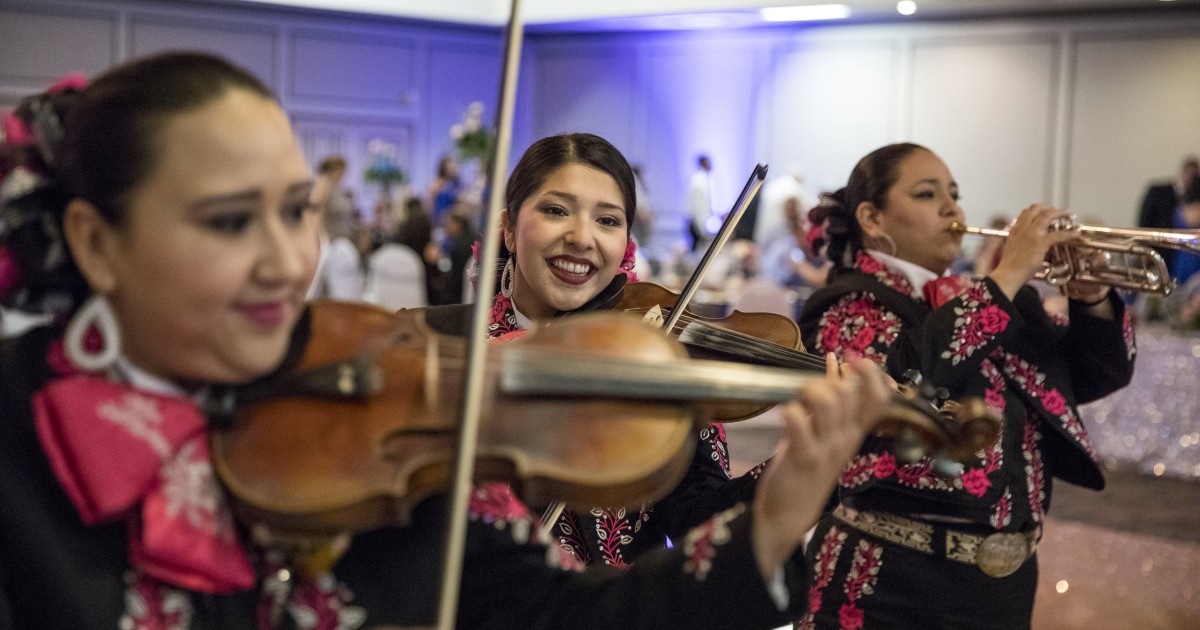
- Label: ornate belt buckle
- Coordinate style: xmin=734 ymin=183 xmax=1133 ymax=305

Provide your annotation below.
xmin=975 ymin=532 xmax=1030 ymax=578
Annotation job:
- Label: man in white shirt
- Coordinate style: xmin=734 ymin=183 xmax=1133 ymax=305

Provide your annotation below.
xmin=687 ymin=154 xmax=713 ymax=253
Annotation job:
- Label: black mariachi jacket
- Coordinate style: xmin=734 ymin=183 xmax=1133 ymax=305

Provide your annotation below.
xmin=798 ymin=253 xmax=1135 ymax=532
xmin=416 ymin=280 xmax=761 ymax=569
xmin=1 ymin=315 xmax=796 ymax=630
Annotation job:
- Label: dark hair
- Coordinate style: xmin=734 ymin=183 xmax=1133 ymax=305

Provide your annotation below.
xmin=502 ymin=133 xmax=635 ymax=256
xmin=807 ymin=142 xmax=926 ymax=270
xmin=437 ymin=155 xmax=458 ymax=180
xmin=319 ymin=155 xmax=347 ymax=174
xmin=0 ymin=51 xmax=274 ymax=317
xmin=1183 ymin=175 xmax=1200 ymax=205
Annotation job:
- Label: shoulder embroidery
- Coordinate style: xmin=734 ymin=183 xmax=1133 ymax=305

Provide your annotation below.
xmin=681 ymin=504 xmax=744 ymax=581
xmin=815 ymin=292 xmax=900 ymax=364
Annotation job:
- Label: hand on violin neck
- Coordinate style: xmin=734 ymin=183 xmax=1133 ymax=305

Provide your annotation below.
xmin=750 ymin=359 xmax=889 ymax=581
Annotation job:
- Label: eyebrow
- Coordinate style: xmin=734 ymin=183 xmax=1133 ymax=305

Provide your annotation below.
xmin=188 ymin=180 xmax=313 ymax=212
xmin=541 ymin=189 xmax=624 ymax=211
xmin=912 ymin=178 xmax=958 ymax=189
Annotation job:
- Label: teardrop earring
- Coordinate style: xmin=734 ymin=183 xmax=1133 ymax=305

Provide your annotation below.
xmin=64 ymin=294 xmax=121 ymax=372
xmin=500 ymin=257 xmax=515 ymax=298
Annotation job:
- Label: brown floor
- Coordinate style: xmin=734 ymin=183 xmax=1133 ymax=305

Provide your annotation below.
xmin=724 ymin=419 xmax=1200 ymax=630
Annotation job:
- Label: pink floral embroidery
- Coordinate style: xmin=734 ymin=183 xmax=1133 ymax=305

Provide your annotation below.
xmin=1023 ymin=420 xmax=1046 ymax=523
xmin=487 ymin=293 xmax=519 ymax=339
xmin=839 ymin=454 xmax=877 ymax=488
xmin=285 ymin=576 xmax=367 ymax=630
xmin=854 ymin=252 xmax=917 ymax=299
xmin=815 ymin=293 xmax=900 ymax=365
xmin=701 ymin=423 xmax=731 ymax=478
xmin=592 ymin=507 xmax=632 ymax=568
xmin=984 ymin=388 xmax=1006 ymax=414
xmin=872 ymin=452 xmax=896 ymax=479
xmin=121 ymin=572 xmax=193 ymax=630
xmin=1001 ymin=354 xmax=1098 ymax=460
xmin=990 ymin=489 xmax=1013 ymax=529
xmin=838 ymin=603 xmax=865 ymax=630
xmin=1121 ymin=310 xmax=1136 ymax=360
xmin=1041 ymin=388 xmax=1067 ymax=416
xmin=469 ymin=482 xmax=532 ymax=528
xmin=960 ymin=468 xmax=992 ymax=497
xmin=799 ymin=525 xmax=848 ymax=628
xmin=554 ymin=509 xmax=594 ymax=565
xmin=682 ymin=504 xmax=743 ymax=581
xmin=940 ymin=282 xmax=1007 ymax=365
xmin=838 ymin=539 xmax=882 ymax=630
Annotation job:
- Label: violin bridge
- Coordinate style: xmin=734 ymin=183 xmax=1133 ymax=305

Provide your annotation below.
xmin=641 ymin=305 xmax=665 ymax=327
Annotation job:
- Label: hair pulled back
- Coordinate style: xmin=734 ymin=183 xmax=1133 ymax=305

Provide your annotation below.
xmin=807 ymin=142 xmax=926 ymax=272
xmin=0 ymin=51 xmax=274 ymax=318
xmin=499 ymin=132 xmax=636 ymax=260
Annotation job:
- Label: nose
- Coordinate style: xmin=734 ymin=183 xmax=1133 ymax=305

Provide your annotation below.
xmin=256 ymin=212 xmax=310 ymax=285
xmin=564 ymin=215 xmax=596 ymax=250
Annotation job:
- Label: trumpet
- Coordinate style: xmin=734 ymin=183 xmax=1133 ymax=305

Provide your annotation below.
xmin=950 ymin=220 xmax=1200 ymax=296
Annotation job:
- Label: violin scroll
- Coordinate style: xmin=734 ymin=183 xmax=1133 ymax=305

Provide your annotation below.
xmin=881 ymin=370 xmax=1002 ymax=476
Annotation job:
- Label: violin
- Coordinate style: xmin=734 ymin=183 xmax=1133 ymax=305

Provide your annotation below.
xmin=615 ymin=281 xmax=826 ymax=420
xmin=209 ymin=300 xmax=999 ymax=552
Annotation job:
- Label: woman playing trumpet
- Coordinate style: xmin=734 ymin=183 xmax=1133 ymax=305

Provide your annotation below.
xmin=798 ymin=143 xmax=1136 ymax=629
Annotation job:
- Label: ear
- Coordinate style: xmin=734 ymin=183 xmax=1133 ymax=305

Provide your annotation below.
xmin=62 ymin=198 xmax=120 ymax=294
xmin=500 ymin=211 xmax=516 ymax=253
xmin=855 ymin=201 xmax=885 ymax=239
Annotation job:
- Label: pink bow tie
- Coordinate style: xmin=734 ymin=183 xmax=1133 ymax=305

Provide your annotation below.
xmin=33 ymin=375 xmax=255 ymax=593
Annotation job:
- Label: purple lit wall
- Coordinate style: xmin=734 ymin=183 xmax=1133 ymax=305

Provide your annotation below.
xmin=527 ymin=30 xmax=774 ymax=254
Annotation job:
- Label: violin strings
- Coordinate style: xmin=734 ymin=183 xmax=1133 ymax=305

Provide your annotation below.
xmin=622 ymin=306 xmax=827 ymax=371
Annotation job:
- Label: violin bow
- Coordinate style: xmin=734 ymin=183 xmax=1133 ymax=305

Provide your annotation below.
xmin=662 ymin=164 xmax=769 ymax=334
xmin=436 ymin=0 xmax=525 ymax=627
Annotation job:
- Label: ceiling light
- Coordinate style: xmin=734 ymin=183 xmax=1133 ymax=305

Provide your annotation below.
xmin=760 ymin=4 xmax=851 ymax=22
xmin=897 ymin=1 xmax=918 ymax=15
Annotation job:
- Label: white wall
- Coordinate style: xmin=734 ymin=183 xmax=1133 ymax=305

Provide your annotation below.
xmin=528 ymin=12 xmax=1200 ymax=251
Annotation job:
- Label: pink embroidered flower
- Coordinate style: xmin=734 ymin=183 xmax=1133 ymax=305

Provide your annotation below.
xmin=851 ymin=328 xmax=875 ymax=352
xmin=1041 ymin=388 xmax=1067 ymax=416
xmin=976 ymin=305 xmax=1010 ymax=335
xmin=961 ymin=467 xmax=992 ymax=497
xmin=857 ymin=253 xmax=884 ymax=275
xmin=838 ymin=603 xmax=865 ymax=630
xmin=872 ymin=452 xmax=896 ymax=478
xmin=490 ymin=293 xmax=512 ymax=327
xmin=984 ymin=388 xmax=1006 ymax=413
xmin=620 ymin=239 xmax=639 ymax=283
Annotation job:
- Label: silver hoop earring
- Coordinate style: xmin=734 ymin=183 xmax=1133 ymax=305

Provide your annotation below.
xmin=878 ymin=233 xmax=898 ymax=258
xmin=500 ymin=257 xmax=515 ymax=298
xmin=65 ymin=294 xmax=121 ymax=373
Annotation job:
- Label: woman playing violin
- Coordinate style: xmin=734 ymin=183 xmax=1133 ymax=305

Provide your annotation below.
xmin=797 ymin=143 xmax=1136 ymax=629
xmin=419 ymin=133 xmax=783 ymax=569
xmin=0 ymin=51 xmax=889 ymax=629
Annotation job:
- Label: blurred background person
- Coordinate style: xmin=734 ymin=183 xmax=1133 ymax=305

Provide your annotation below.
xmin=310 ymin=154 xmax=363 ymax=300
xmin=1138 ymin=155 xmax=1199 ymax=272
xmin=686 ymin=153 xmax=713 ymax=253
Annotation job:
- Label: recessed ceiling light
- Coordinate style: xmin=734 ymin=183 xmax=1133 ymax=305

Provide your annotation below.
xmin=897 ymin=1 xmax=918 ymax=16
xmin=760 ymin=4 xmax=852 ymax=22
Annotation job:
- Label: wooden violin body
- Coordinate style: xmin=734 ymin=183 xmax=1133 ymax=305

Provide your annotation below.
xmin=210 ymin=300 xmax=698 ymax=538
